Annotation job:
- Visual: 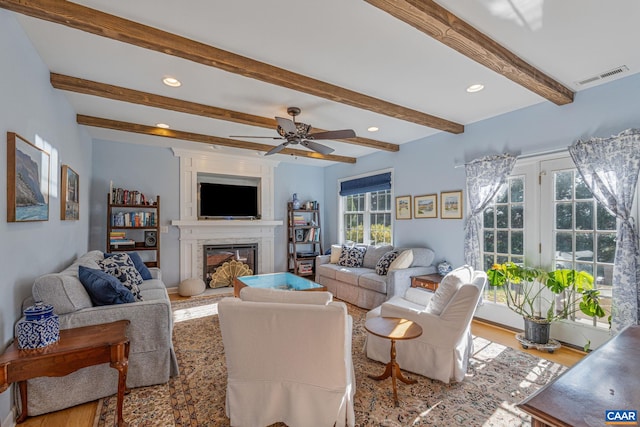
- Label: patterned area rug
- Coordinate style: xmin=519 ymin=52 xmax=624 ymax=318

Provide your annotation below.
xmin=95 ymin=294 xmax=566 ymax=426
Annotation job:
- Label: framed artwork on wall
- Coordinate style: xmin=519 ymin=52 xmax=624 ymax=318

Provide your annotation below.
xmin=414 ymin=194 xmax=437 ymax=218
xmin=7 ymin=132 xmax=50 ymax=222
xmin=395 ymin=195 xmax=412 ymax=220
xmin=441 ymin=190 xmax=463 ymax=219
xmin=61 ymin=165 xmax=79 ymax=220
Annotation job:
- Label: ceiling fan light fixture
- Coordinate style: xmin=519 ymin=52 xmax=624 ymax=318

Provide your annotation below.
xmin=466 ymin=83 xmax=485 ymax=93
xmin=367 ymin=126 xmax=379 ymax=132
xmin=162 ymin=76 xmax=181 ymax=87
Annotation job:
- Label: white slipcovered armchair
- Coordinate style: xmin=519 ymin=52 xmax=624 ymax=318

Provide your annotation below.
xmin=218 ymin=288 xmax=355 ymax=427
xmin=365 ymin=265 xmax=487 ymax=383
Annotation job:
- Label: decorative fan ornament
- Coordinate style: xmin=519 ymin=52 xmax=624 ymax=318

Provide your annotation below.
xmin=230 ymin=107 xmax=356 ymax=156
xmin=209 ymin=260 xmax=253 ymax=288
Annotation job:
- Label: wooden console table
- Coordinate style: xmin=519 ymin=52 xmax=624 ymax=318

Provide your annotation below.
xmin=517 ymin=324 xmax=640 ymax=427
xmin=0 ymin=320 xmax=130 ymax=426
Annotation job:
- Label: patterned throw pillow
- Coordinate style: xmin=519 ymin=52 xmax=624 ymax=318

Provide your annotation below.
xmin=337 ymin=245 xmax=366 ymax=268
xmin=375 ymin=250 xmax=399 ymax=275
xmin=99 ymin=253 xmax=144 ymax=301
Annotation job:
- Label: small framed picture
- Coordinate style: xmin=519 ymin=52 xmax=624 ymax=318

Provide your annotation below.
xmin=441 ymin=190 xmax=463 ymax=219
xmin=395 ymin=195 xmax=412 ymax=220
xmin=61 ymin=165 xmax=79 ymax=220
xmin=414 ymin=194 xmax=437 ymax=218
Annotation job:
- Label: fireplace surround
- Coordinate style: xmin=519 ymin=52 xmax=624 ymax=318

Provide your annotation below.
xmin=171 ymin=149 xmax=283 ymax=282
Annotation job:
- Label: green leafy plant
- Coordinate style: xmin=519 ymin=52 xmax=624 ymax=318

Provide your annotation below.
xmin=487 ymin=262 xmax=607 ymax=323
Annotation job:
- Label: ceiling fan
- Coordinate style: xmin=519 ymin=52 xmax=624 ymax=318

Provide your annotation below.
xmin=231 ymin=107 xmax=356 ymax=156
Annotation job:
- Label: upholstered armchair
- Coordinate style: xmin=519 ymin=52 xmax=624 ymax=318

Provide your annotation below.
xmin=218 ymin=288 xmax=355 ymax=427
xmin=365 ymin=265 xmax=487 ymax=383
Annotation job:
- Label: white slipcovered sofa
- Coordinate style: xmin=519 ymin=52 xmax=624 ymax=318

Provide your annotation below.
xmin=365 ymin=265 xmax=487 ymax=383
xmin=218 ymin=287 xmax=355 ymax=427
xmin=315 ymin=245 xmax=436 ymax=309
xmin=18 ymin=250 xmax=179 ymax=416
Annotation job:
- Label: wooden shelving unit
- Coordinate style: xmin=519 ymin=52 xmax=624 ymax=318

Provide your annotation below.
xmin=106 ymin=194 xmax=160 ymax=268
xmin=287 ymin=201 xmax=322 ymax=277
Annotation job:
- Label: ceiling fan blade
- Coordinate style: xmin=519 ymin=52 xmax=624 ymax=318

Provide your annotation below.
xmin=301 ymin=139 xmax=335 ymax=155
xmin=229 ymin=135 xmax=284 ymax=139
xmin=265 ymin=142 xmax=289 ymax=156
xmin=307 ymin=129 xmax=356 ymax=140
xmin=276 ymin=116 xmax=297 ymax=134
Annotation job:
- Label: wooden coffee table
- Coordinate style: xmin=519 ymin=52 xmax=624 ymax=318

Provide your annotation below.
xmin=0 ymin=320 xmax=130 ymax=426
xmin=365 ymin=316 xmax=423 ymax=406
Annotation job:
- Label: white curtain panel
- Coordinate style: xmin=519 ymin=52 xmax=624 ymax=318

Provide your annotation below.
xmin=569 ymin=128 xmax=640 ymax=333
xmin=464 ymin=153 xmax=517 ymax=270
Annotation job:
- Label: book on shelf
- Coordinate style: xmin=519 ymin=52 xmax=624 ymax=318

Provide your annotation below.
xmin=110 ymin=239 xmax=135 ymax=246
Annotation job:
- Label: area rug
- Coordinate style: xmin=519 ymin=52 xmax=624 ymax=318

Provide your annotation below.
xmin=94 ymin=294 xmax=566 ymax=426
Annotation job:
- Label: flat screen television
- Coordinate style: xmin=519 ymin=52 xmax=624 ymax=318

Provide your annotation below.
xmin=198 ymin=182 xmax=260 ymax=219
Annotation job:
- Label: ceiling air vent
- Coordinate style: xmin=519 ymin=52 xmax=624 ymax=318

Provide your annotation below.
xmin=576 ymin=65 xmax=629 ymax=86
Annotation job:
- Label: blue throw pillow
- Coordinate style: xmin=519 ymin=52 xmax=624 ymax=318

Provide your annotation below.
xmin=105 ymin=251 xmax=152 ymax=280
xmin=78 ymin=266 xmax=135 ymax=306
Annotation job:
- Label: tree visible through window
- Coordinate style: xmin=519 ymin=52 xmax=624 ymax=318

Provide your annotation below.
xmin=343 ymin=190 xmax=392 ymax=245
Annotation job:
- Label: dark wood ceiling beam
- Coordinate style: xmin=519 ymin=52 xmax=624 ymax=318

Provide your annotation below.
xmin=0 ymin=0 xmax=463 ymax=133
xmin=51 ymin=73 xmax=399 ymax=152
xmin=364 ymin=0 xmax=574 ymax=105
xmin=76 ymin=115 xmax=357 ymax=164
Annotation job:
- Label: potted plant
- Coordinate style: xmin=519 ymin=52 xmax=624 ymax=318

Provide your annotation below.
xmin=486 ymin=262 xmax=608 ymax=349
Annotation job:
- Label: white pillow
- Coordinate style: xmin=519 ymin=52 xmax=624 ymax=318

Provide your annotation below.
xmin=239 ymin=287 xmax=333 ymax=305
xmin=389 ymin=250 xmax=413 ymax=271
xmin=330 ymin=244 xmax=342 ymax=264
xmin=426 ymin=265 xmax=473 ymax=315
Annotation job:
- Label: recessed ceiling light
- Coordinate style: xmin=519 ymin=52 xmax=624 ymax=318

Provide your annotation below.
xmin=466 ymin=84 xmax=484 ymax=93
xmin=156 ymin=123 xmax=170 ymax=129
xmin=162 ymin=77 xmax=181 ymax=87
xmin=367 ymin=126 xmax=379 ymax=132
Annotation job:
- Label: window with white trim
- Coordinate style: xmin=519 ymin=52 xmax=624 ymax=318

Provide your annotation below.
xmin=340 ymin=172 xmax=393 ymax=245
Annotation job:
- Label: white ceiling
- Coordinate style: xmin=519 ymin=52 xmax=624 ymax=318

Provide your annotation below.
xmin=13 ymin=0 xmax=640 ymax=165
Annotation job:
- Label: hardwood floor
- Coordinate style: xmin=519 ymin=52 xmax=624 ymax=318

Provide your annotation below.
xmin=18 ymin=297 xmax=584 ymax=427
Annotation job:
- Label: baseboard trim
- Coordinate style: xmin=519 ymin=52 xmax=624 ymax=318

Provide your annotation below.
xmin=2 ymin=405 xmax=16 ymax=427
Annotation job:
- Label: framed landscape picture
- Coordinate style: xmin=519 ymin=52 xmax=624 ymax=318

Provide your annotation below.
xmin=414 ymin=194 xmax=437 ymax=218
xmin=61 ymin=165 xmax=79 ymax=220
xmin=395 ymin=195 xmax=412 ymax=220
xmin=441 ymin=190 xmax=463 ymax=219
xmin=7 ymin=132 xmax=50 ymax=222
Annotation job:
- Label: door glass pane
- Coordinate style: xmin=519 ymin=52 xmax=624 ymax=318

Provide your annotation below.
xmin=556 ymin=232 xmax=573 ymax=256
xmin=597 ymin=205 xmax=616 ymax=230
xmin=484 ymin=230 xmax=495 ymax=252
xmin=484 ymin=207 xmax=494 ymax=228
xmin=556 ymin=203 xmax=572 ymax=229
xmin=511 ymin=204 xmax=524 ymax=228
xmin=511 ymin=231 xmax=523 ymax=255
xmin=575 ymin=174 xmax=592 ymax=199
xmin=555 ymin=171 xmax=573 ymax=200
xmin=597 ymin=233 xmax=616 ymax=263
xmin=575 ymin=233 xmax=594 ymax=260
xmin=496 ymin=231 xmax=509 ymax=253
xmin=496 ymin=205 xmax=508 ymax=228
xmin=511 ymin=177 xmax=524 ymax=203
xmin=575 ymin=202 xmax=593 ymax=230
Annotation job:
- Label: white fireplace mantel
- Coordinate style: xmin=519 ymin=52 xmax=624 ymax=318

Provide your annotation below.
xmin=171 ymin=149 xmax=283 ymax=281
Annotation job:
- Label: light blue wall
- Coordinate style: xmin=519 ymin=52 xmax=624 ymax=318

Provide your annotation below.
xmin=274 ymin=162 xmax=326 ymax=269
xmin=324 ymin=72 xmax=640 ymax=268
xmin=0 ymin=10 xmax=92 ymax=421
xmin=89 ymin=140 xmax=181 ymax=285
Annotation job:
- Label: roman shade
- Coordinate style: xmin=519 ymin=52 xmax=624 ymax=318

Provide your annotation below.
xmin=339 ymin=172 xmax=391 ymax=196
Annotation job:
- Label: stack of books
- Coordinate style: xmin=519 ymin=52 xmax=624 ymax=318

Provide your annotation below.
xmin=293 ymin=215 xmax=306 ymax=226
xmin=109 ymin=231 xmax=135 ymax=247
